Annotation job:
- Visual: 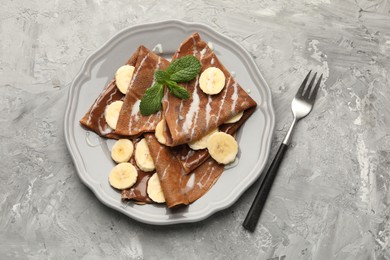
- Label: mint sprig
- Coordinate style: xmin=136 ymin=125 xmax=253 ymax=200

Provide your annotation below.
xmin=139 ymin=83 xmax=164 ymax=116
xmin=140 ymin=55 xmax=201 ymax=116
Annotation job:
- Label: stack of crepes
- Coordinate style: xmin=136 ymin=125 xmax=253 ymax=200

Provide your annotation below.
xmin=80 ymin=33 xmax=257 ymax=208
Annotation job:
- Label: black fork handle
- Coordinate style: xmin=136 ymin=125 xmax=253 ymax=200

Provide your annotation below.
xmin=243 ymin=143 xmax=288 ymax=232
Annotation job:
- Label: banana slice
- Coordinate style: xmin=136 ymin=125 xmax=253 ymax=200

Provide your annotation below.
xmin=224 ymin=111 xmax=244 ymax=124
xmin=188 ymin=128 xmax=218 ymax=150
xmin=115 ymin=65 xmax=135 ymax=94
xmin=135 ymin=138 xmax=155 ymax=172
xmin=105 ymin=100 xmax=123 ymax=130
xmin=108 ymin=162 xmax=138 ymax=190
xmin=147 ymin=173 xmax=165 ymax=203
xmin=155 ymin=120 xmax=166 ymax=144
xmin=111 ymin=139 xmax=134 ymax=163
xmin=207 ymin=132 xmax=238 ymax=165
xmin=199 ymin=67 xmax=226 ymax=95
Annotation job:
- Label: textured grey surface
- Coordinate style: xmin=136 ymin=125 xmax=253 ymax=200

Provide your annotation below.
xmin=1 ymin=0 xmax=389 ymax=259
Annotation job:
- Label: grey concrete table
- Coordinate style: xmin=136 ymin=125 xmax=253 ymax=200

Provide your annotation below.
xmin=1 ymin=0 xmax=389 ymax=259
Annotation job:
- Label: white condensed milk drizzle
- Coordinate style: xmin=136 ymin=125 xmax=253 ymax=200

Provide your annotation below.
xmin=182 ymin=76 xmax=200 ymax=136
xmin=152 ymin=43 xmax=163 ymax=54
xmin=230 ymin=81 xmax=238 ymax=114
xmin=215 ymin=76 xmax=231 ymax=124
xmin=85 ymin=131 xmax=102 ymax=147
xmin=125 ymin=53 xmax=158 ymax=132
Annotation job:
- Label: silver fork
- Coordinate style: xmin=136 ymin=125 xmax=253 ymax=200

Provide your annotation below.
xmin=243 ymin=71 xmax=323 ymax=232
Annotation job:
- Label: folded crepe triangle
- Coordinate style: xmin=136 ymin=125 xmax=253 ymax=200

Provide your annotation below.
xmin=80 ymin=46 xmax=169 ymax=139
xmin=79 ymin=46 xmax=141 ymax=139
xmin=144 ymin=134 xmax=190 ymax=208
xmin=174 ymin=106 xmax=256 ymax=174
xmin=115 ymin=46 xmax=170 ymax=137
xmin=162 ymin=33 xmax=257 ymax=147
xmin=144 ymin=134 xmax=225 ymax=208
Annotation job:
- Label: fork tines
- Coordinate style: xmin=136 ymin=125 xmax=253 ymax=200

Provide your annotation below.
xmin=296 ymin=71 xmax=323 ymax=100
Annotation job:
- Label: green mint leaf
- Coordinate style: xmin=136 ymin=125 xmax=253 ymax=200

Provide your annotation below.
xmin=166 ymin=80 xmax=190 ymax=99
xmin=155 ymin=70 xmax=170 ymax=84
xmin=140 ymin=83 xmax=164 ymax=116
xmin=166 ymin=55 xmax=201 ymax=82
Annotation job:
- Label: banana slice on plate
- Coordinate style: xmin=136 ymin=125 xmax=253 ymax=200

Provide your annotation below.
xmin=115 ymin=65 xmax=135 ymax=94
xmin=199 ymin=67 xmax=226 ymax=95
xmin=108 ymin=162 xmax=138 ymax=190
xmin=105 ymin=100 xmax=123 ymax=130
xmin=147 ymin=173 xmax=165 ymax=203
xmin=207 ymin=132 xmax=238 ymax=165
xmin=111 ymin=139 xmax=134 ymax=163
xmin=155 ymin=120 xmax=166 ymax=144
xmin=224 ymin=111 xmax=244 ymax=124
xmin=188 ymin=128 xmax=218 ymax=150
xmin=135 ymin=138 xmax=155 ymax=172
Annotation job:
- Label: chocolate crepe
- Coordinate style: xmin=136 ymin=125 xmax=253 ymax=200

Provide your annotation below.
xmin=114 ymin=46 xmax=170 ymax=137
xmin=144 ymin=134 xmax=226 ymax=208
xmin=162 ymin=33 xmax=257 ymax=147
xmin=175 ymin=106 xmax=256 ymax=174
xmin=79 ymin=46 xmax=142 ymax=139
xmin=144 ymin=134 xmax=190 ymax=208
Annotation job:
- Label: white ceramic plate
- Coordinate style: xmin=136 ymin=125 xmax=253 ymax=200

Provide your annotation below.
xmin=64 ymin=20 xmax=275 ymax=225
